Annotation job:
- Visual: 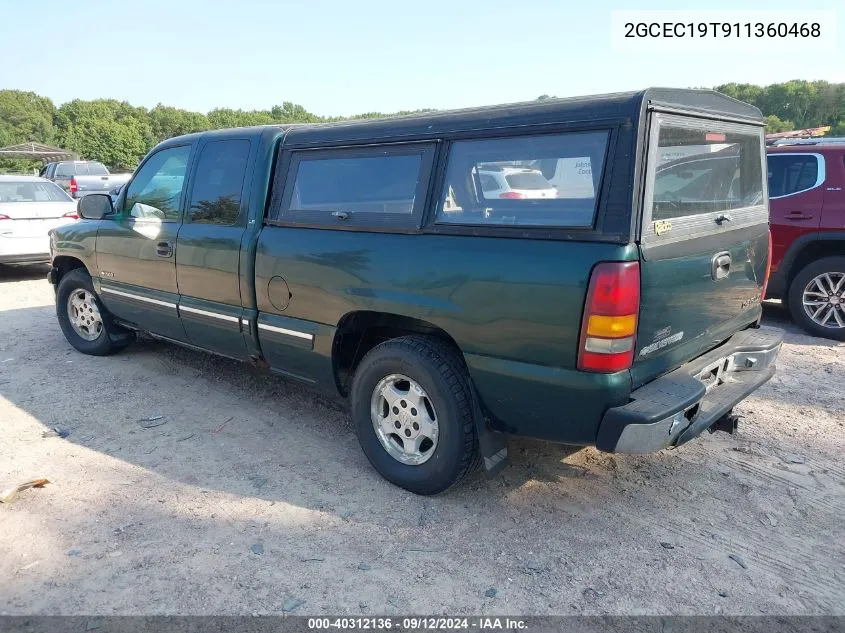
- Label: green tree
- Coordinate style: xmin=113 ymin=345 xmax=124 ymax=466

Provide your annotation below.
xmin=55 ymin=99 xmax=155 ymax=169
xmin=0 ymin=90 xmax=57 ymax=172
xmin=148 ymin=105 xmax=210 ymax=142
xmin=271 ymin=102 xmax=321 ymax=123
xmin=207 ymin=108 xmax=275 ymax=129
xmin=763 ymin=115 xmax=794 ymax=133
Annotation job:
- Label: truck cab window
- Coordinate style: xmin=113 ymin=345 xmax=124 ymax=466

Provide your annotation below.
xmin=55 ymin=163 xmax=74 ymax=178
xmin=188 ymin=140 xmax=250 ymax=225
xmin=123 ymin=146 xmax=190 ymax=222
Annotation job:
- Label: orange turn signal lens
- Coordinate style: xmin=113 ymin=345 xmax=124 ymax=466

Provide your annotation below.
xmin=586 ymin=314 xmax=637 ymax=338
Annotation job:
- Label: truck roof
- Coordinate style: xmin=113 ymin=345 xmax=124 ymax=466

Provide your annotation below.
xmin=158 ymin=88 xmax=764 ymax=152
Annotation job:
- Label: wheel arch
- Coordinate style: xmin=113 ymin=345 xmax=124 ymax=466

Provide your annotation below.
xmin=331 ymin=310 xmax=465 ymax=398
xmin=52 ymin=255 xmax=89 ymax=285
xmin=781 ymin=233 xmax=845 ymax=289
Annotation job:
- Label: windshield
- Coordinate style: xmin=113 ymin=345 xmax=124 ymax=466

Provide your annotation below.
xmin=0 ymin=180 xmax=73 ymax=203
xmin=86 ymin=162 xmax=109 ymax=176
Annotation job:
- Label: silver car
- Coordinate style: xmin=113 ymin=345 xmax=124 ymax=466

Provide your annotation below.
xmin=0 ymin=175 xmax=78 ymax=264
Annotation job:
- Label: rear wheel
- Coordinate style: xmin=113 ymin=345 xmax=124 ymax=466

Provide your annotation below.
xmin=787 ymin=256 xmax=845 ymax=341
xmin=56 ymin=269 xmax=134 ymax=355
xmin=350 ymin=336 xmax=479 ymax=495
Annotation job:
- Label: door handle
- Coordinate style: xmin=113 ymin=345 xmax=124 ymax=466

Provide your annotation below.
xmin=785 ymin=211 xmax=815 ymax=220
xmin=156 ymin=241 xmax=173 ymax=258
xmin=712 ymin=251 xmax=731 ymax=280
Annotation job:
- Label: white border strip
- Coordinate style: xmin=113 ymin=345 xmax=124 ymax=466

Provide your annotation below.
xmin=258 ymin=322 xmax=313 ymax=341
xmin=100 ymin=286 xmax=176 ymax=309
xmin=179 ymin=305 xmax=239 ymax=323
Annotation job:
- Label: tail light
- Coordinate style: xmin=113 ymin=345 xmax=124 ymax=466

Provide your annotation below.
xmin=760 ymin=228 xmax=773 ymax=301
xmin=69 ymin=178 xmax=78 ymax=194
xmin=499 ymin=191 xmax=526 ymax=199
xmin=62 ymin=211 xmax=79 ymax=220
xmin=578 ymin=261 xmax=641 ymax=373
xmin=0 ymin=214 xmax=10 ymax=221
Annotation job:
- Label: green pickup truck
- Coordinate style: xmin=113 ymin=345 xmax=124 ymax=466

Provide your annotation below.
xmin=48 ymin=88 xmax=782 ymax=495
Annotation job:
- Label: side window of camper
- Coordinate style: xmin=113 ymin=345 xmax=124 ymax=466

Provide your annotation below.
xmin=273 ymin=144 xmax=436 ymax=229
xmin=435 ymin=131 xmax=610 ymax=228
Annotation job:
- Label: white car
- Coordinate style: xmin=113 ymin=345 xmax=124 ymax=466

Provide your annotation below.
xmin=477 ymin=166 xmax=557 ymax=199
xmin=0 ymin=175 xmax=79 ymax=264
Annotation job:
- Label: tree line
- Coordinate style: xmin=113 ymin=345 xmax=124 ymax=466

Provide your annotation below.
xmin=0 ymin=91 xmax=432 ymax=172
xmin=715 ymin=80 xmax=845 ymax=135
xmin=2 ymin=80 xmax=844 ymax=172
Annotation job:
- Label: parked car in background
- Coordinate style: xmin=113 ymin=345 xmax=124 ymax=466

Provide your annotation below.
xmin=477 ymin=166 xmax=558 ymax=199
xmin=48 ymin=89 xmax=781 ymax=494
xmin=40 ymin=161 xmax=133 ymax=199
xmin=765 ymin=142 xmax=845 ymax=340
xmin=0 ymin=176 xmax=77 ymax=264
xmin=108 ymin=183 xmax=125 ymax=205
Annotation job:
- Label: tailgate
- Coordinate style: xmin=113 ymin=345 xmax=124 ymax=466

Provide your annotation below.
xmin=632 ymin=112 xmax=769 ymax=388
xmin=75 ymin=175 xmax=113 ymax=194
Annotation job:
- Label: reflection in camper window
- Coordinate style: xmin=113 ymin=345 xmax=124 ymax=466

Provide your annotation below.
xmin=436 ymin=131 xmax=609 ymax=228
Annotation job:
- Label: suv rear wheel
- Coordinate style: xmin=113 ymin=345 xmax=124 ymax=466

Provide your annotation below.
xmin=56 ymin=269 xmax=134 ymax=355
xmin=350 ymin=336 xmax=480 ymax=495
xmin=787 ymin=256 xmax=845 ymax=341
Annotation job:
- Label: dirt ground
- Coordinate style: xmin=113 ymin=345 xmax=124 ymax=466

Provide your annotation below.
xmin=1 ymin=263 xmax=843 ymax=616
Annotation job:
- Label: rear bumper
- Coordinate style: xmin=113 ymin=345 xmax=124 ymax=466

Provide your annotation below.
xmin=0 ymin=253 xmax=50 ymax=264
xmin=0 ymin=236 xmax=51 ymax=264
xmin=596 ymin=328 xmax=783 ymax=453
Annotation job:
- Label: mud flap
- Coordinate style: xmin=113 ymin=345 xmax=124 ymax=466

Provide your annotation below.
xmin=469 ymin=381 xmax=509 ymax=477
xmin=476 ymin=417 xmax=509 ymax=477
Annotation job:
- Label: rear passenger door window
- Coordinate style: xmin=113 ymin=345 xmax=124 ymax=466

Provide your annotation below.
xmin=435 ymin=131 xmax=610 ymax=228
xmin=187 ymin=140 xmax=251 ymax=225
xmin=273 ymin=144 xmax=436 ymax=229
xmin=767 ymin=154 xmax=824 ymax=198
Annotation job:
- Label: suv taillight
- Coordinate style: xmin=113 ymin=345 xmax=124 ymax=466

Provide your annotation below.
xmin=69 ymin=177 xmax=78 ymax=194
xmin=0 ymin=214 xmax=10 ymax=220
xmin=760 ymin=228 xmax=772 ymax=301
xmin=577 ymin=261 xmax=640 ymax=373
xmin=62 ymin=211 xmax=79 ymax=220
xmin=499 ymin=191 xmax=526 ymax=199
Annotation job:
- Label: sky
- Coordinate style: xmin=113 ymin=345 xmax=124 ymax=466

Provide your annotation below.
xmin=0 ymin=0 xmax=842 ymax=117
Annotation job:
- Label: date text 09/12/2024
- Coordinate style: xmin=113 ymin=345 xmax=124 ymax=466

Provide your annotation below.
xmin=307 ymin=617 xmax=528 ymax=630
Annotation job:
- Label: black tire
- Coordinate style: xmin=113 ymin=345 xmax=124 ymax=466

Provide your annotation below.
xmin=56 ymin=268 xmax=134 ymax=355
xmin=350 ymin=336 xmax=480 ymax=495
xmin=787 ymin=256 xmax=845 ymax=341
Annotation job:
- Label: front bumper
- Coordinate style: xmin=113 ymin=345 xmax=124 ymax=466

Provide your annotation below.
xmin=596 ymin=328 xmax=783 ymax=453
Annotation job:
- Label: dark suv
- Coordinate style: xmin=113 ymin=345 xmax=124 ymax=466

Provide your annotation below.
xmin=47 ymin=89 xmax=782 ymax=494
xmin=765 ymin=142 xmax=845 ymax=339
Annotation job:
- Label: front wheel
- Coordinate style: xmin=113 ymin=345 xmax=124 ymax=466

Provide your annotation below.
xmin=350 ymin=336 xmax=479 ymax=495
xmin=787 ymin=256 xmax=845 ymax=341
xmin=56 ymin=269 xmax=134 ymax=355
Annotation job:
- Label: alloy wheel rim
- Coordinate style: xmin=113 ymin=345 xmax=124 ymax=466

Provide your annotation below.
xmin=370 ymin=374 xmax=439 ymax=466
xmin=67 ymin=289 xmax=104 ymax=341
xmin=802 ymin=272 xmax=845 ymax=329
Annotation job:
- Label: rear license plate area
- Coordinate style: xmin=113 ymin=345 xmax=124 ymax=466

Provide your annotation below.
xmin=697 ymin=357 xmax=730 ymax=392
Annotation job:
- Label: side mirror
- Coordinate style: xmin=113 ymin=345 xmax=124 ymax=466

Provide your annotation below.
xmin=77 ymin=194 xmax=114 ymax=220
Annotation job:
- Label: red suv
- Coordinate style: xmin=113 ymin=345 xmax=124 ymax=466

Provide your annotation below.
xmin=766 ymin=142 xmax=845 ymax=340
